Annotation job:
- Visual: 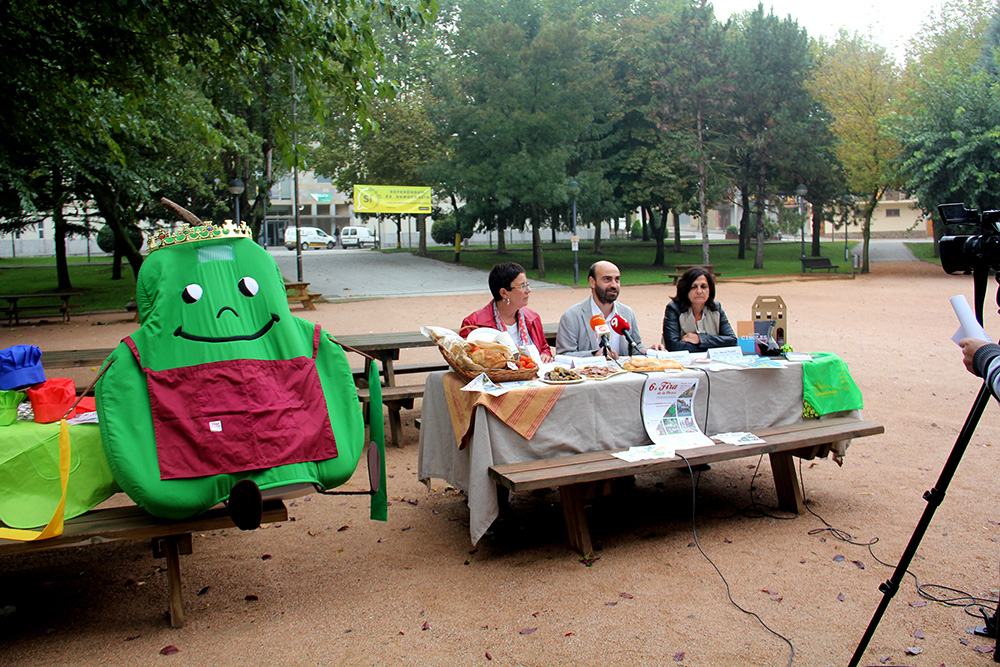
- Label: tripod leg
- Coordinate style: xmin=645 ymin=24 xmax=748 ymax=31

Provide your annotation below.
xmin=848 ymin=383 xmax=993 ymax=667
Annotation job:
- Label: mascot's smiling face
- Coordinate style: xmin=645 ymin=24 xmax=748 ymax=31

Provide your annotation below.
xmin=135 ymin=237 xmax=298 ymax=366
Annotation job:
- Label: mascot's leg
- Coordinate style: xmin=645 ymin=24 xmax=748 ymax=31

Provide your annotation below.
xmin=227 ymin=479 xmax=263 ymax=531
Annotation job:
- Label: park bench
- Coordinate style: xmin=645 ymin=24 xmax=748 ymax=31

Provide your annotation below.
xmin=801 ymin=257 xmax=839 ymax=272
xmin=0 ymin=499 xmax=288 ymax=627
xmin=488 ymin=416 xmax=884 ymax=556
xmin=2 ymin=292 xmax=82 ymax=325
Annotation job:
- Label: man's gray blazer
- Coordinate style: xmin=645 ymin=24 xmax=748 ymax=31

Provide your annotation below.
xmin=555 ymin=297 xmax=645 ymax=357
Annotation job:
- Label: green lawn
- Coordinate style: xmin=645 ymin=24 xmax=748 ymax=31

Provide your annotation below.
xmin=905 ymin=242 xmax=941 ymax=264
xmin=0 ymin=263 xmax=136 ymax=311
xmin=422 ymin=240 xmax=860 ymax=285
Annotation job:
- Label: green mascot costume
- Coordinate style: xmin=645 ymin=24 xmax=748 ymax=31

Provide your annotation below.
xmin=96 ymin=201 xmax=386 ymax=528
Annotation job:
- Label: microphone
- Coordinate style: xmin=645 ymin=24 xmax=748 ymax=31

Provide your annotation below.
xmin=609 ymin=314 xmax=639 ymax=356
xmin=589 ymin=314 xmax=612 ymax=358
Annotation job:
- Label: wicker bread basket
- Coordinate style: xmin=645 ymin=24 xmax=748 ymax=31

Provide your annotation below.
xmin=438 ymin=345 xmax=538 ymax=383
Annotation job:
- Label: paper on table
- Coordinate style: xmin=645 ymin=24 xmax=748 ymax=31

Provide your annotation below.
xmin=713 ymin=431 xmax=765 ymax=445
xmin=951 ymin=295 xmax=993 ymax=345
xmin=461 ymin=372 xmax=509 ymax=396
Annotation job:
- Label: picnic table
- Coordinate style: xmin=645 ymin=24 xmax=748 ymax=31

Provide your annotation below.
xmin=2 ymin=292 xmax=83 ymax=325
xmin=334 ymin=325 xmax=559 ymax=448
xmin=418 ymin=362 xmax=879 ymax=553
xmin=284 ymin=281 xmax=321 ymax=310
xmin=665 ymin=265 xmax=723 ymax=285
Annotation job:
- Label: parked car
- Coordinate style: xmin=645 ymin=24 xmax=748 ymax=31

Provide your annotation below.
xmin=340 ymin=226 xmax=377 ymax=248
xmin=284 ymin=226 xmax=336 ymax=250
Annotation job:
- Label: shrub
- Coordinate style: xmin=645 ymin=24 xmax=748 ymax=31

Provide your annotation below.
xmin=630 ymin=220 xmax=641 ymax=239
xmin=96 ymin=224 xmax=144 ymax=253
xmin=726 ymin=225 xmax=739 ymax=235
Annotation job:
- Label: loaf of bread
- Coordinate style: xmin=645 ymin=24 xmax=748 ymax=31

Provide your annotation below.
xmin=624 ymin=356 xmax=685 ymax=371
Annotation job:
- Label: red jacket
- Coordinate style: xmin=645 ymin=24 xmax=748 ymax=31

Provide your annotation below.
xmin=459 ymin=302 xmax=552 ymax=358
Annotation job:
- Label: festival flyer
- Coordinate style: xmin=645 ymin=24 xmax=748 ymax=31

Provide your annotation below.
xmin=637 ymin=373 xmax=714 ymax=457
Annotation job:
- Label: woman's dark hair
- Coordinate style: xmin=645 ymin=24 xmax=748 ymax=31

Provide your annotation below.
xmin=489 ymin=262 xmax=526 ymax=301
xmin=672 ymin=267 xmax=718 ymax=311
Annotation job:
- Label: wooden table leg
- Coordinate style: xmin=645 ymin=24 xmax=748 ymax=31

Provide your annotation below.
xmin=153 ymin=533 xmax=193 ymax=628
xmin=387 ymin=405 xmax=403 ymax=448
xmin=560 ymin=483 xmax=593 ymax=556
xmin=769 ymin=451 xmax=804 ymax=513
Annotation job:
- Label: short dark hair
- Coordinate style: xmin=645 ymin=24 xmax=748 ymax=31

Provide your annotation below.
xmin=672 ymin=267 xmax=719 ymax=311
xmin=588 ymin=262 xmax=599 ymax=281
xmin=489 ymin=262 xmax=525 ymax=301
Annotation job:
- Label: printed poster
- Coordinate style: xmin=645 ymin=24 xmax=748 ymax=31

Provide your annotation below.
xmin=639 ymin=373 xmax=714 ymax=456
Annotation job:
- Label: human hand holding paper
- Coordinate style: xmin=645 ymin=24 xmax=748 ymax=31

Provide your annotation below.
xmin=950 ymin=295 xmax=992 ymax=345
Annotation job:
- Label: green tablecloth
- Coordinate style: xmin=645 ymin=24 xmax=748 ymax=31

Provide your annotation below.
xmin=0 ymin=420 xmax=120 ymax=529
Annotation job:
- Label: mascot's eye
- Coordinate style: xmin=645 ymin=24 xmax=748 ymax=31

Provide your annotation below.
xmin=182 ymin=283 xmax=203 ymax=304
xmin=238 ymin=277 xmax=259 ymax=297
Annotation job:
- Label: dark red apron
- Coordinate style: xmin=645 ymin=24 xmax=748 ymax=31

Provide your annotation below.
xmin=125 ymin=324 xmax=337 ymax=480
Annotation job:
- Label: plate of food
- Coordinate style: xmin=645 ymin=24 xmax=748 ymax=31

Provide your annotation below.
xmin=542 ymin=367 xmax=584 ymax=384
xmin=574 ymin=365 xmax=627 ymax=380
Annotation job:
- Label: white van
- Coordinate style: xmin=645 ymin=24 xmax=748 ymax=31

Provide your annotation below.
xmin=284 ymin=226 xmax=336 ymax=250
xmin=340 ymin=226 xmax=377 ymax=248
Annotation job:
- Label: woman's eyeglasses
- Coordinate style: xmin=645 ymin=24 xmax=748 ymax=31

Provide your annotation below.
xmin=510 ymin=282 xmax=530 ymax=293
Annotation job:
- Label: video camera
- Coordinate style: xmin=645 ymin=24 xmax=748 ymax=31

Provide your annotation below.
xmin=938 ymin=203 xmax=1000 ymax=274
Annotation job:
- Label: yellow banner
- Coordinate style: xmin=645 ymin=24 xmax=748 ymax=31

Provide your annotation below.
xmin=353 ymin=185 xmax=432 ymax=214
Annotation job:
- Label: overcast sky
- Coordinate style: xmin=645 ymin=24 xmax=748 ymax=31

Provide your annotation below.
xmin=710 ymin=0 xmax=947 ymax=58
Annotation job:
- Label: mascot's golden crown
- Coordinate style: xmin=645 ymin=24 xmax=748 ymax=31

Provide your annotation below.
xmin=148 ymin=221 xmax=253 ymax=253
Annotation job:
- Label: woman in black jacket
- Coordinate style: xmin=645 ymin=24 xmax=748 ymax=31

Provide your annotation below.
xmin=663 ymin=267 xmax=737 ymax=352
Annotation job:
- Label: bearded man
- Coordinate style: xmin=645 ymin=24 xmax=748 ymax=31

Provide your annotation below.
xmin=556 ymin=260 xmax=657 ymax=358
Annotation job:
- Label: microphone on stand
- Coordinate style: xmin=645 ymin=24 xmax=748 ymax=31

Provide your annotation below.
xmin=589 ymin=314 xmax=613 ymax=358
xmin=609 ymin=314 xmax=639 ymax=356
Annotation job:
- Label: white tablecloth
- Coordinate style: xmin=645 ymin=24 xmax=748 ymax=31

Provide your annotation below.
xmin=418 ymin=364 xmax=826 ymax=545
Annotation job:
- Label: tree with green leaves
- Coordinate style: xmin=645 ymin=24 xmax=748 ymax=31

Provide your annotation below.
xmin=895 ymin=0 xmax=999 ymax=251
xmin=655 ymin=0 xmax=731 ymax=266
xmin=729 ymin=5 xmax=818 ymax=270
xmin=0 ymin=0 xmax=433 ymax=284
xmin=810 ymin=31 xmax=902 ymax=273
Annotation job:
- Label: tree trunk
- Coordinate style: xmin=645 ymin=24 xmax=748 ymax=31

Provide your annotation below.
xmin=753 ymin=163 xmax=766 ymax=270
xmin=92 ymin=181 xmax=143 ymax=279
xmin=51 ymin=164 xmax=72 ymax=290
xmin=497 ymin=216 xmax=507 ymax=254
xmin=396 ymin=215 xmax=402 ymax=249
xmin=417 ymin=214 xmax=427 ymax=256
xmin=641 ymin=210 xmax=649 ymax=241
xmin=672 ymin=209 xmax=681 ymax=253
xmin=861 ymin=190 xmax=881 ymax=274
xmin=592 ymin=217 xmax=602 ymax=253
xmin=531 ymin=207 xmax=545 ymax=278
xmin=648 ymin=205 xmax=667 ymax=267
xmin=738 ymin=187 xmax=750 ymax=260
xmin=696 ymin=104 xmax=710 ymax=266
xmin=551 ymin=211 xmax=558 ymax=244
xmin=810 ymin=202 xmax=823 ymax=257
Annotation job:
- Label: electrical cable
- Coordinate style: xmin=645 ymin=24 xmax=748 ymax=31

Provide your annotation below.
xmin=796 ymin=458 xmax=999 ymax=624
xmin=678 ymin=452 xmax=796 ymax=667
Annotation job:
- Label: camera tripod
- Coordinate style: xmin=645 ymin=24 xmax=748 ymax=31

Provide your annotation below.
xmin=849 ymin=267 xmax=1000 ymax=666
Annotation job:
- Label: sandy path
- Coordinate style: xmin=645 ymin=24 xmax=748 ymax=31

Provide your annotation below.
xmin=2 ymin=261 xmax=1000 ymax=666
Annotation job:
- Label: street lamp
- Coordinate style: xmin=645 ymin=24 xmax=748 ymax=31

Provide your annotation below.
xmin=228 ymin=178 xmax=245 ymax=225
xmin=569 ymin=179 xmax=580 ymax=285
xmin=796 ymin=183 xmax=808 ymax=273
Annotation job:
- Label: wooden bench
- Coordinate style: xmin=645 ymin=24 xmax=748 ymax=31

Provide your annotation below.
xmin=488 ymin=417 xmax=883 ymax=555
xmin=801 ymin=257 xmax=839 ymax=272
xmin=357 ymin=385 xmax=426 ymax=448
xmin=2 ymin=292 xmax=83 ymax=325
xmin=0 ymin=499 xmax=288 ymax=627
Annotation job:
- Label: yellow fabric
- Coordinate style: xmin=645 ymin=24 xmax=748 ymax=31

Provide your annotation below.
xmin=0 ymin=419 xmax=69 ymax=541
xmin=442 ymin=373 xmax=565 ymax=449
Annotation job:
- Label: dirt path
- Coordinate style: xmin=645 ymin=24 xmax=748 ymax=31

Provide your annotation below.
xmin=2 ymin=260 xmax=999 ymax=666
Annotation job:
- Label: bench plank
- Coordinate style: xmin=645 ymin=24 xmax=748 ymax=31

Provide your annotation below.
xmin=489 ymin=417 xmax=883 ymax=554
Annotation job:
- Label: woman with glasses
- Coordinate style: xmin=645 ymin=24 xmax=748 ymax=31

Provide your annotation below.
xmin=459 ymin=262 xmax=554 ymax=363
xmin=663 ymin=266 xmax=736 ymax=352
